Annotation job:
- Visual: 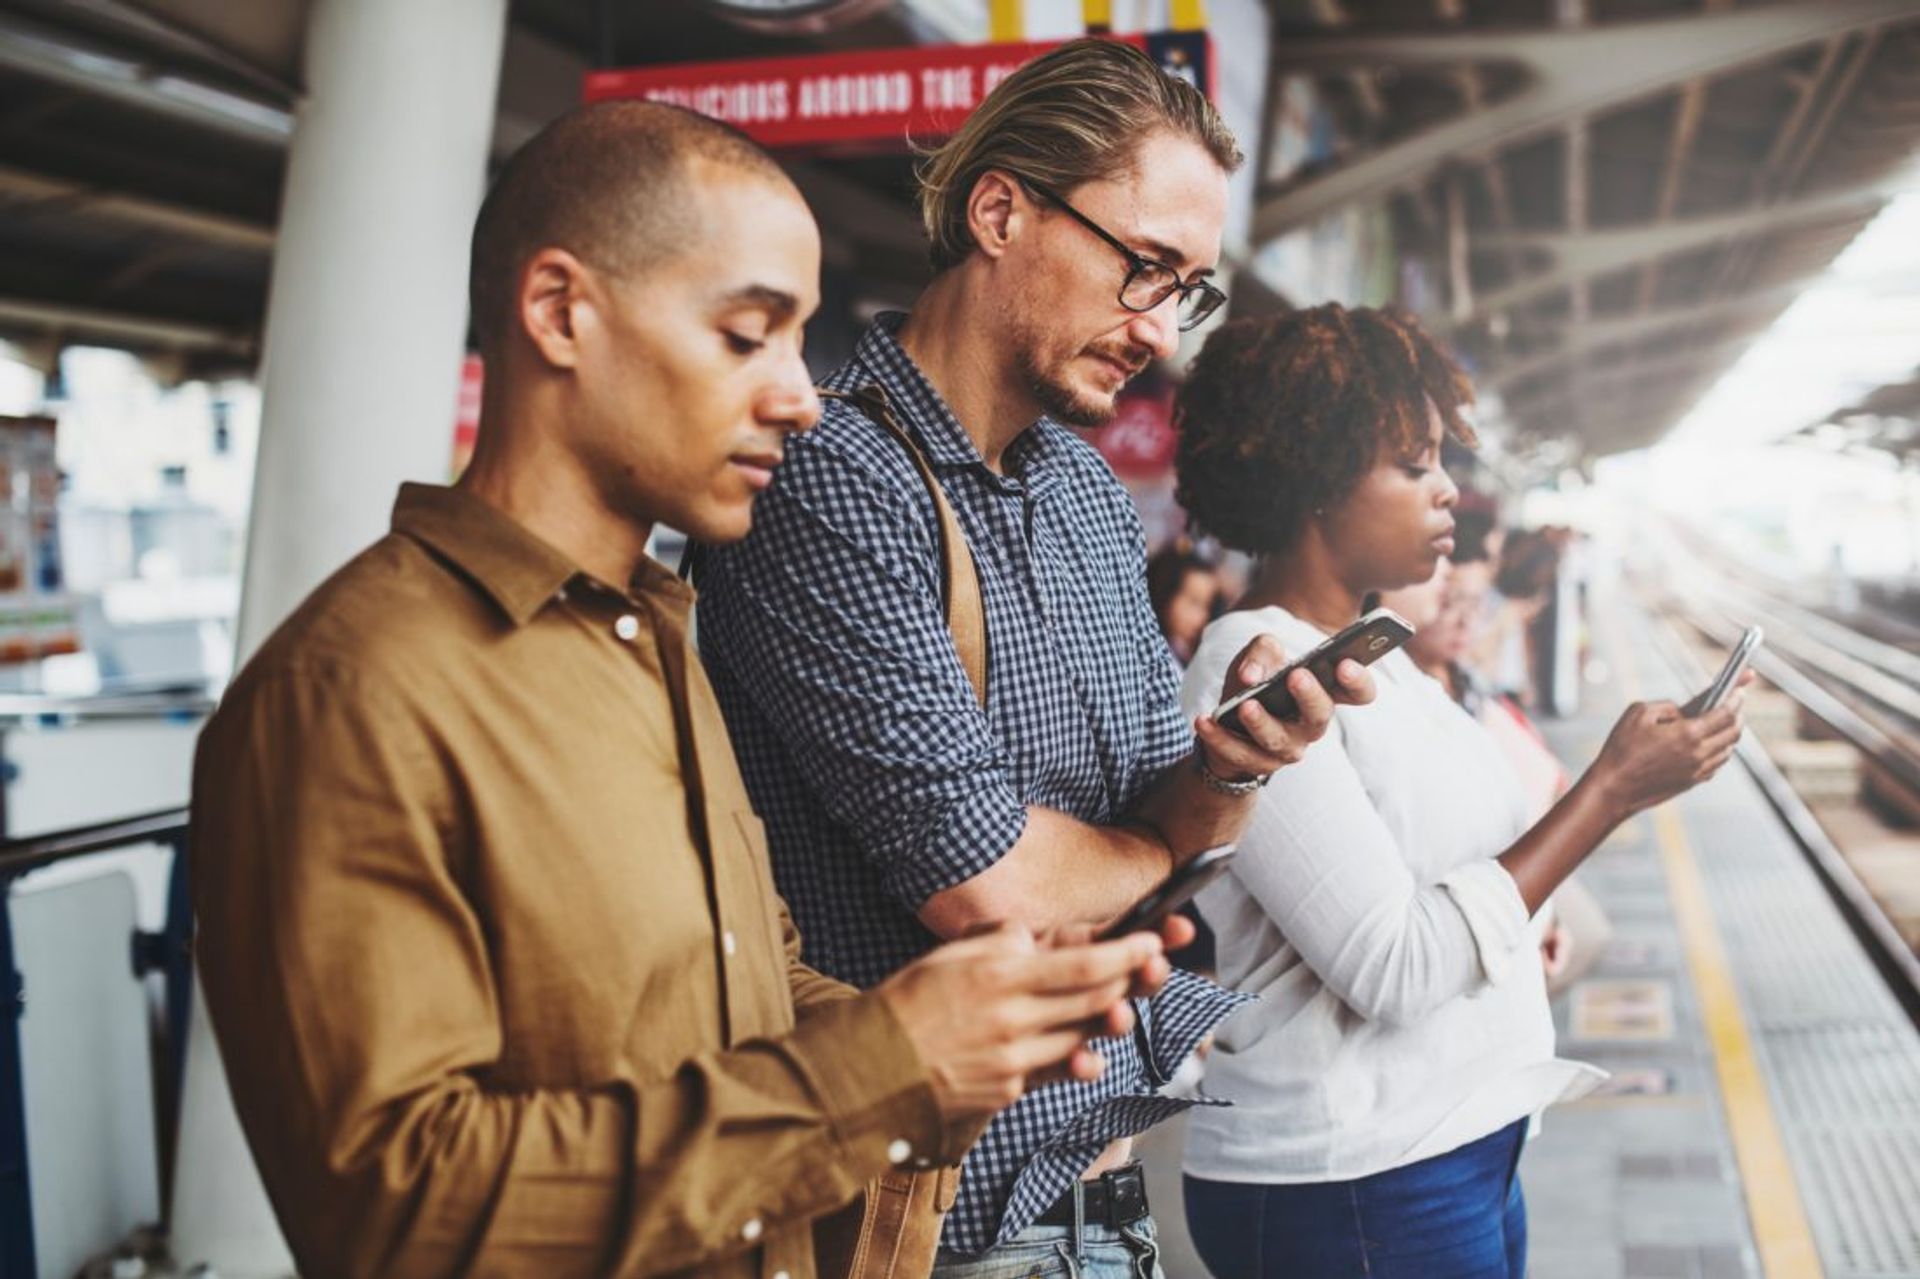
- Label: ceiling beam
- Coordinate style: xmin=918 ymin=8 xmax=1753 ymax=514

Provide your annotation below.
xmin=1252 ymin=0 xmax=1918 ymax=244
xmin=0 ymin=163 xmax=275 ymax=252
xmin=0 ymin=10 xmax=293 ymax=147
xmin=46 ymin=0 xmax=303 ymax=100
xmin=1489 ymin=328 xmax=1763 ymax=394
xmin=1500 ymin=342 xmax=1745 ymax=402
xmin=0 ymin=295 xmax=254 ymax=355
xmin=1464 ymin=170 xmax=1908 ymax=316
xmin=1503 ymin=372 xmax=1716 ymax=430
xmin=1471 ymin=283 xmax=1803 ymax=376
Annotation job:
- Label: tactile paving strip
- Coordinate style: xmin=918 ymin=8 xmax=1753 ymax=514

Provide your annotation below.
xmin=1647 ymin=616 xmax=1920 ymax=1277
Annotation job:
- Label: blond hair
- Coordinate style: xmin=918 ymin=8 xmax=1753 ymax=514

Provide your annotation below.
xmin=915 ymin=38 xmax=1242 ymax=272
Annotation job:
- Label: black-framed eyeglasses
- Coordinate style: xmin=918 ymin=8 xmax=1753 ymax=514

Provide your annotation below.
xmin=1024 ymin=180 xmax=1227 ymax=332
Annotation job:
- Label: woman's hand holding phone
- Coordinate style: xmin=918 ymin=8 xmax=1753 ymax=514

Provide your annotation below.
xmin=1587 ymin=669 xmax=1754 ymax=818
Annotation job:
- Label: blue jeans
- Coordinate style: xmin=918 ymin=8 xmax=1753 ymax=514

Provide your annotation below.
xmin=1184 ymin=1120 xmax=1529 ymax=1278
xmin=932 ymin=1216 xmax=1167 ymax=1279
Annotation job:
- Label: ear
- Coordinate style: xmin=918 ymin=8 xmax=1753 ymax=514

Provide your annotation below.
xmin=965 ymin=169 xmax=1028 ymax=262
xmin=517 ymin=246 xmax=594 ymax=371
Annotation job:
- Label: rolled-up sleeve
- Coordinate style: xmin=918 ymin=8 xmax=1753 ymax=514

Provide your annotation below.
xmin=1435 ymin=860 xmax=1534 ymax=987
xmin=698 ymin=440 xmax=1027 ymax=909
xmin=191 ymin=665 xmax=942 ymax=1279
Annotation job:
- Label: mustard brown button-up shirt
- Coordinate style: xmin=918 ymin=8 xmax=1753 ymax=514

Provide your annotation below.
xmin=191 ymin=483 xmax=942 ymax=1279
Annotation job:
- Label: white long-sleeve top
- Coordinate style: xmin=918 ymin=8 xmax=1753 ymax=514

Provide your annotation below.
xmin=1181 ymin=606 xmax=1602 ymax=1184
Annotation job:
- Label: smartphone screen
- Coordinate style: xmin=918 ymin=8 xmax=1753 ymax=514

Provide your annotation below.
xmin=1684 ymin=625 xmax=1762 ymax=717
xmin=1212 ymin=607 xmax=1415 ymax=737
xmin=1095 ymin=846 xmax=1236 ymax=942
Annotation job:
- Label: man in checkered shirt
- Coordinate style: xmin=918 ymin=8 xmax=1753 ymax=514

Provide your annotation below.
xmin=697 ymin=39 xmax=1373 ymax=1278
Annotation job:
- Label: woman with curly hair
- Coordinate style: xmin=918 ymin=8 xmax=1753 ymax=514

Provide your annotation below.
xmin=1172 ymin=304 xmax=1749 ymax=1278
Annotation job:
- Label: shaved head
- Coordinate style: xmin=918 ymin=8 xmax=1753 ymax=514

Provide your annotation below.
xmin=468 ymin=100 xmax=791 ymax=353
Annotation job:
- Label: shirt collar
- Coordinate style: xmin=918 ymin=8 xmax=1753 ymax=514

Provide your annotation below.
xmin=852 ymin=312 xmax=1074 ymax=499
xmin=392 ymin=483 xmax=695 ymax=628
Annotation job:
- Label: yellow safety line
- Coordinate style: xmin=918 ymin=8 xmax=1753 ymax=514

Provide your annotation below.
xmin=1609 ymin=606 xmax=1824 ymax=1279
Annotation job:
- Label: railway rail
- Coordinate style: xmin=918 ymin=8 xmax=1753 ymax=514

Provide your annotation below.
xmin=1641 ymin=522 xmax=1920 ymax=1026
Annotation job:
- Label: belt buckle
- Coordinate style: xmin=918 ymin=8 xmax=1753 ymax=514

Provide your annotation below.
xmin=1098 ymin=1163 xmax=1148 ymax=1227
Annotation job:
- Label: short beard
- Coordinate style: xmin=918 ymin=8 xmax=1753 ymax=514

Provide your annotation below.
xmin=1016 ymin=343 xmax=1119 ymax=429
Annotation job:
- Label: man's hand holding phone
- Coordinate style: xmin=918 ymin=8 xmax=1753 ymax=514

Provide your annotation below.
xmin=875 ymin=920 xmax=1185 ymax=1121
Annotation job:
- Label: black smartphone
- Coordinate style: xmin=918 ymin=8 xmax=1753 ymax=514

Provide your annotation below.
xmin=1683 ymin=625 xmax=1762 ymax=717
xmin=1095 ymin=845 xmax=1237 ymax=942
xmin=1211 ymin=607 xmax=1415 ymax=737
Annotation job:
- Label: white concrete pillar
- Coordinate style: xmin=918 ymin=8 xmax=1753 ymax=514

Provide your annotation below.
xmin=233 ymin=0 xmax=509 ymax=660
xmin=172 ymin=0 xmax=508 ymax=1272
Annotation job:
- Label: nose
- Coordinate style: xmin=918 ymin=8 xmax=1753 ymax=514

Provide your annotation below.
xmin=764 ymin=355 xmax=821 ymax=435
xmin=1127 ymin=294 xmax=1182 ymax=362
xmin=1434 ymin=464 xmax=1460 ymax=510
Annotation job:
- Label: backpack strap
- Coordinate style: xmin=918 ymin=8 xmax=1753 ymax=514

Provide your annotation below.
xmin=822 ymin=384 xmax=989 ymax=710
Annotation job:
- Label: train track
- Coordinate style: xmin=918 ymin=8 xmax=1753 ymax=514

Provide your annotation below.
xmin=1642 ymin=521 xmax=1920 ymax=1024
xmin=1657 ymin=521 xmax=1920 ymax=785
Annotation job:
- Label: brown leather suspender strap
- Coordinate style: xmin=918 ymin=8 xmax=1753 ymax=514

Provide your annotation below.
xmin=820 ymin=385 xmax=989 ymax=710
xmin=681 ymin=384 xmax=982 ymax=1276
xmin=682 ymin=384 xmax=988 ymax=711
xmin=808 ymin=385 xmax=979 ymax=1278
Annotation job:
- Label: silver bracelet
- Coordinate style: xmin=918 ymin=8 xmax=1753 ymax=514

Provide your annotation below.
xmin=1195 ymin=749 xmax=1267 ymax=796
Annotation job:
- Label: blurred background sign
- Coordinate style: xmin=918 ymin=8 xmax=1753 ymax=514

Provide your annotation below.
xmin=584 ymin=29 xmax=1214 ymax=149
xmin=0 ymin=416 xmax=76 ymax=666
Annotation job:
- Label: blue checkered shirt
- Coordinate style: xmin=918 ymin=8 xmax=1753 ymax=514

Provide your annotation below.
xmin=695 ymin=313 xmax=1250 ymax=1254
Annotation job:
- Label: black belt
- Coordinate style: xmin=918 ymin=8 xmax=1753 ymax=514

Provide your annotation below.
xmin=1035 ymin=1162 xmax=1150 ymax=1230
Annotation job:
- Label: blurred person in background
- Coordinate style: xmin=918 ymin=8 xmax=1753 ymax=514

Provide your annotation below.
xmin=1388 ymin=556 xmax=1611 ymax=996
xmin=1479 ymin=527 xmax=1561 ymax=707
xmin=1147 ymin=540 xmax=1227 ymax=669
xmin=1169 ymin=303 xmax=1749 ymax=1279
xmin=1451 ymin=501 xmax=1501 ymax=568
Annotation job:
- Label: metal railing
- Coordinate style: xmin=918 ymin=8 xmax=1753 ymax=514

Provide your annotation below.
xmin=0 ymin=807 xmax=189 ymax=879
xmin=0 ymin=683 xmax=213 ymax=727
xmin=0 ymin=808 xmax=193 ymax=1279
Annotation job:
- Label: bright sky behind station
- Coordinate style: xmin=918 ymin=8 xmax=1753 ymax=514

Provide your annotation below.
xmin=1668 ymin=189 xmax=1920 ymax=449
xmin=1617 ymin=187 xmax=1920 ymax=582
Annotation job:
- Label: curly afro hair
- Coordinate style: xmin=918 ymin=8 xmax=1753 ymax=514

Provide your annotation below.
xmin=1174 ymin=303 xmax=1476 ymax=555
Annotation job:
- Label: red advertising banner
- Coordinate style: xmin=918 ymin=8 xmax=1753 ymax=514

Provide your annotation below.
xmin=451 ymin=353 xmax=483 ymax=479
xmin=583 ymin=31 xmax=1212 ymax=150
xmin=1092 ymin=381 xmax=1178 ymax=479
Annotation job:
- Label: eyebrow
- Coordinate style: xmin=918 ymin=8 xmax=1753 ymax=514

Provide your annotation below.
xmin=1133 ymin=234 xmax=1213 ymax=279
xmin=715 ymin=284 xmax=800 ymax=324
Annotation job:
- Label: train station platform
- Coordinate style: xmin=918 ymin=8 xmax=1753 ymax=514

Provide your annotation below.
xmin=1136 ymin=586 xmax=1920 ymax=1279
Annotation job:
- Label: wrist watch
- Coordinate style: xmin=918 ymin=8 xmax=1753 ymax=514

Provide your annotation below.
xmin=1195 ymin=749 xmax=1268 ymax=797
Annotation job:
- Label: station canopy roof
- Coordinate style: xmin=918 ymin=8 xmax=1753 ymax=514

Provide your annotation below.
xmin=0 ymin=0 xmax=1917 ymax=457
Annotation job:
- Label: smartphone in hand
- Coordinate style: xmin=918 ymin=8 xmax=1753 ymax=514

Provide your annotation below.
xmin=1212 ymin=607 xmax=1415 ymax=738
xmin=1095 ymin=846 xmax=1236 ymax=942
xmin=1683 ymin=625 xmax=1762 ymax=717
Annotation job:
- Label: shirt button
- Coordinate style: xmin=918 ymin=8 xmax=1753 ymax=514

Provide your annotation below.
xmin=741 ymin=1217 xmax=763 ymax=1243
xmin=614 ymin=614 xmax=640 ymax=641
xmin=887 ymin=1138 xmax=912 ymax=1164
xmin=722 ymin=930 xmax=738 ymax=956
